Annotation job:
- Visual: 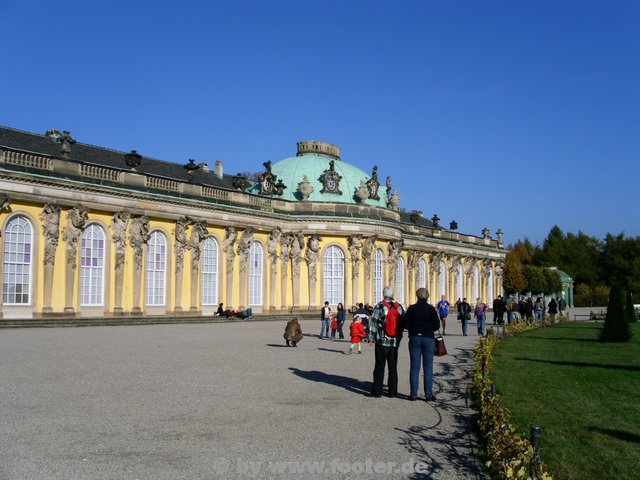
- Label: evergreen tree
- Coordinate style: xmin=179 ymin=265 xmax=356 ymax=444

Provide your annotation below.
xmin=600 ymin=285 xmax=631 ymax=342
xmin=625 ymin=290 xmax=637 ymax=324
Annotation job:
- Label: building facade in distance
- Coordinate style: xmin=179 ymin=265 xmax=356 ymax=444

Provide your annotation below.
xmin=0 ymin=126 xmax=505 ymax=319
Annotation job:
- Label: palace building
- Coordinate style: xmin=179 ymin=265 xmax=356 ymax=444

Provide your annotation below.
xmin=0 ymin=125 xmax=505 ymax=320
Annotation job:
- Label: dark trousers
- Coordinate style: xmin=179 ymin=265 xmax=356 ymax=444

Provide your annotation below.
xmin=372 ymin=343 xmax=398 ymax=396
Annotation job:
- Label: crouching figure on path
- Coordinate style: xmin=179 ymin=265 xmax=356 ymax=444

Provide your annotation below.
xmin=284 ymin=318 xmax=303 ymax=347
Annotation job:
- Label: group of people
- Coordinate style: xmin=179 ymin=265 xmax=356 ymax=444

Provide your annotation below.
xmin=215 ymin=303 xmax=253 ymax=319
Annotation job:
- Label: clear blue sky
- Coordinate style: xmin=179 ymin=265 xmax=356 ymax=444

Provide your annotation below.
xmin=2 ymin=0 xmax=639 ymax=246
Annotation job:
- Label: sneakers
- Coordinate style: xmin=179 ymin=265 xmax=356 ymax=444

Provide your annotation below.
xmin=357 ymin=351 xmax=362 ymax=354
xmin=425 ymin=395 xmax=437 ymax=402
xmin=346 ymin=350 xmax=352 ymax=355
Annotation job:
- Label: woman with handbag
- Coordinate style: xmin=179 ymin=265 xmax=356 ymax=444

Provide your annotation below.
xmin=403 ymin=288 xmax=441 ymax=402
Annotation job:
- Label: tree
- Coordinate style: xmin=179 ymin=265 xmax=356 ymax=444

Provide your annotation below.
xmin=543 ymin=268 xmax=562 ymax=295
xmin=625 ymin=290 xmax=637 ymax=324
xmin=600 ymin=285 xmax=631 ymax=343
xmin=536 ymin=225 xmax=565 ymax=267
xmin=600 ymin=234 xmax=640 ymax=292
xmin=574 ymin=284 xmax=592 ymax=307
xmin=510 ymin=239 xmax=536 ymax=265
xmin=503 ymin=249 xmax=526 ymax=294
xmin=523 ymin=265 xmax=545 ymax=294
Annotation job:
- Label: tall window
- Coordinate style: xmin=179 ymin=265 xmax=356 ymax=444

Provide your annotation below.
xmin=456 ymin=264 xmax=464 ymax=301
xmin=473 ymin=265 xmax=479 ymax=301
xmin=146 ymin=231 xmax=166 ymax=306
xmin=438 ymin=260 xmax=446 ymax=297
xmin=488 ymin=268 xmax=494 ymax=303
xmin=80 ymin=224 xmax=105 ymax=306
xmin=323 ymin=245 xmax=344 ymax=305
xmin=396 ymin=256 xmax=405 ymax=304
xmin=248 ymin=242 xmax=263 ymax=306
xmin=418 ymin=258 xmax=426 ymax=289
xmin=2 ymin=216 xmax=33 ymax=304
xmin=201 ymin=237 xmax=219 ymax=306
xmin=373 ymin=248 xmax=384 ymax=302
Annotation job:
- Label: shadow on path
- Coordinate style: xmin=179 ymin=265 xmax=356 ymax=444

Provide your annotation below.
xmin=288 ymin=367 xmax=370 ymax=395
xmin=397 ymin=347 xmax=483 ymax=479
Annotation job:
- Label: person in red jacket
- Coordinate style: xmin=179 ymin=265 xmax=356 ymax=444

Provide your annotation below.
xmin=347 ymin=315 xmax=366 ymax=354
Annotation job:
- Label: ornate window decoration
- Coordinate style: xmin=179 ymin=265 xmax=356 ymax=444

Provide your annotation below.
xmin=258 ymin=160 xmax=286 ymax=196
xmin=366 ymin=165 xmax=380 ymax=200
xmin=320 ymin=160 xmax=343 ymax=195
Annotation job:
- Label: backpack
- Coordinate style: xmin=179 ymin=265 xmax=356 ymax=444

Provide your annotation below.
xmin=382 ymin=300 xmax=402 ymax=337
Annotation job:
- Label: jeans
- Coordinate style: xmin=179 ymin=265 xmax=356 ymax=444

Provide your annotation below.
xmin=535 ymin=310 xmax=542 ymax=321
xmin=408 ymin=336 xmax=436 ymax=398
xmin=338 ymin=321 xmax=345 ymax=339
xmin=477 ymin=314 xmax=486 ymax=335
xmin=461 ymin=319 xmax=468 ymax=335
xmin=320 ymin=318 xmax=330 ymax=338
xmin=372 ymin=343 xmax=398 ymax=396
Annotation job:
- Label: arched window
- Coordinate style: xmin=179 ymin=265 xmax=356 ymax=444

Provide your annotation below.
xmin=488 ymin=268 xmax=494 ymax=303
xmin=456 ymin=263 xmax=464 ymax=301
xmin=201 ymin=237 xmax=219 ymax=306
xmin=323 ymin=245 xmax=344 ymax=305
xmin=418 ymin=258 xmax=426 ymax=289
xmin=396 ymin=256 xmax=405 ymax=304
xmin=438 ymin=260 xmax=446 ymax=297
xmin=473 ymin=265 xmax=479 ymax=301
xmin=2 ymin=216 xmax=33 ymax=304
xmin=80 ymin=224 xmax=105 ymax=306
xmin=248 ymin=242 xmax=263 ymax=306
xmin=146 ymin=231 xmax=167 ymax=306
xmin=373 ymin=248 xmax=384 ymax=302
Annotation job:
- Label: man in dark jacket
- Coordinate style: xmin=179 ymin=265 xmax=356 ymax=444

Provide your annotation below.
xmin=457 ymin=298 xmax=472 ymax=336
xmin=492 ymin=295 xmax=506 ymax=325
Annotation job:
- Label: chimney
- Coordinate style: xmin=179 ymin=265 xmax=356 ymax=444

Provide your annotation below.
xmin=214 ymin=160 xmax=224 ymax=179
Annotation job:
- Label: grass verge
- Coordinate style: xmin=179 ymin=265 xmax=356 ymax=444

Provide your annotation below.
xmin=491 ymin=322 xmax=640 ymax=480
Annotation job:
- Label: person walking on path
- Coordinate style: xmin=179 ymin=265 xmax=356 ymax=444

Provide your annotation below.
xmin=320 ymin=301 xmax=331 ymax=338
xmin=436 ymin=295 xmax=450 ymax=335
xmin=336 ymin=303 xmax=346 ymax=339
xmin=457 ymin=297 xmax=471 ymax=336
xmin=403 ymin=288 xmax=440 ymax=401
xmin=366 ymin=286 xmax=405 ymax=398
xmin=548 ymin=297 xmax=558 ymax=323
xmin=347 ymin=315 xmax=366 ymax=354
xmin=492 ymin=295 xmax=506 ymax=326
xmin=475 ymin=298 xmax=487 ymax=336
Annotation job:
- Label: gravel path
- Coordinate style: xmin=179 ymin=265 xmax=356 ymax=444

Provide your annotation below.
xmin=0 ymin=320 xmax=484 ymax=479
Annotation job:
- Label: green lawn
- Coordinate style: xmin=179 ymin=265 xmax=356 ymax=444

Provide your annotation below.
xmin=491 ymin=322 xmax=640 ymax=480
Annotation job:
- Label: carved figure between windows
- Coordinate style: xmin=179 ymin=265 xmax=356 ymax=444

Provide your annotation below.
xmin=362 ymin=235 xmax=378 ymax=261
xmin=129 ymin=216 xmax=150 ymax=270
xmin=267 ymin=227 xmax=282 ymax=266
xmin=41 ymin=203 xmax=61 ymax=266
xmin=237 ymin=227 xmax=256 ymax=275
xmin=63 ymin=205 xmax=90 ymax=269
xmin=111 ymin=211 xmax=130 ymax=269
xmin=189 ymin=220 xmax=208 ymax=263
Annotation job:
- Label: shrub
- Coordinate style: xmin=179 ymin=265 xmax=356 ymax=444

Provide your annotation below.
xmin=600 ymin=285 xmax=631 ymax=342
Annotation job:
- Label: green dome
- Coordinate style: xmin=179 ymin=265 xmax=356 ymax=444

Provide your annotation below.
xmin=248 ymin=149 xmax=390 ymax=208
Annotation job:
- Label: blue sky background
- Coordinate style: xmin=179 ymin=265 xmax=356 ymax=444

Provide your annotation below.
xmin=2 ymin=0 xmax=639 ymax=246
